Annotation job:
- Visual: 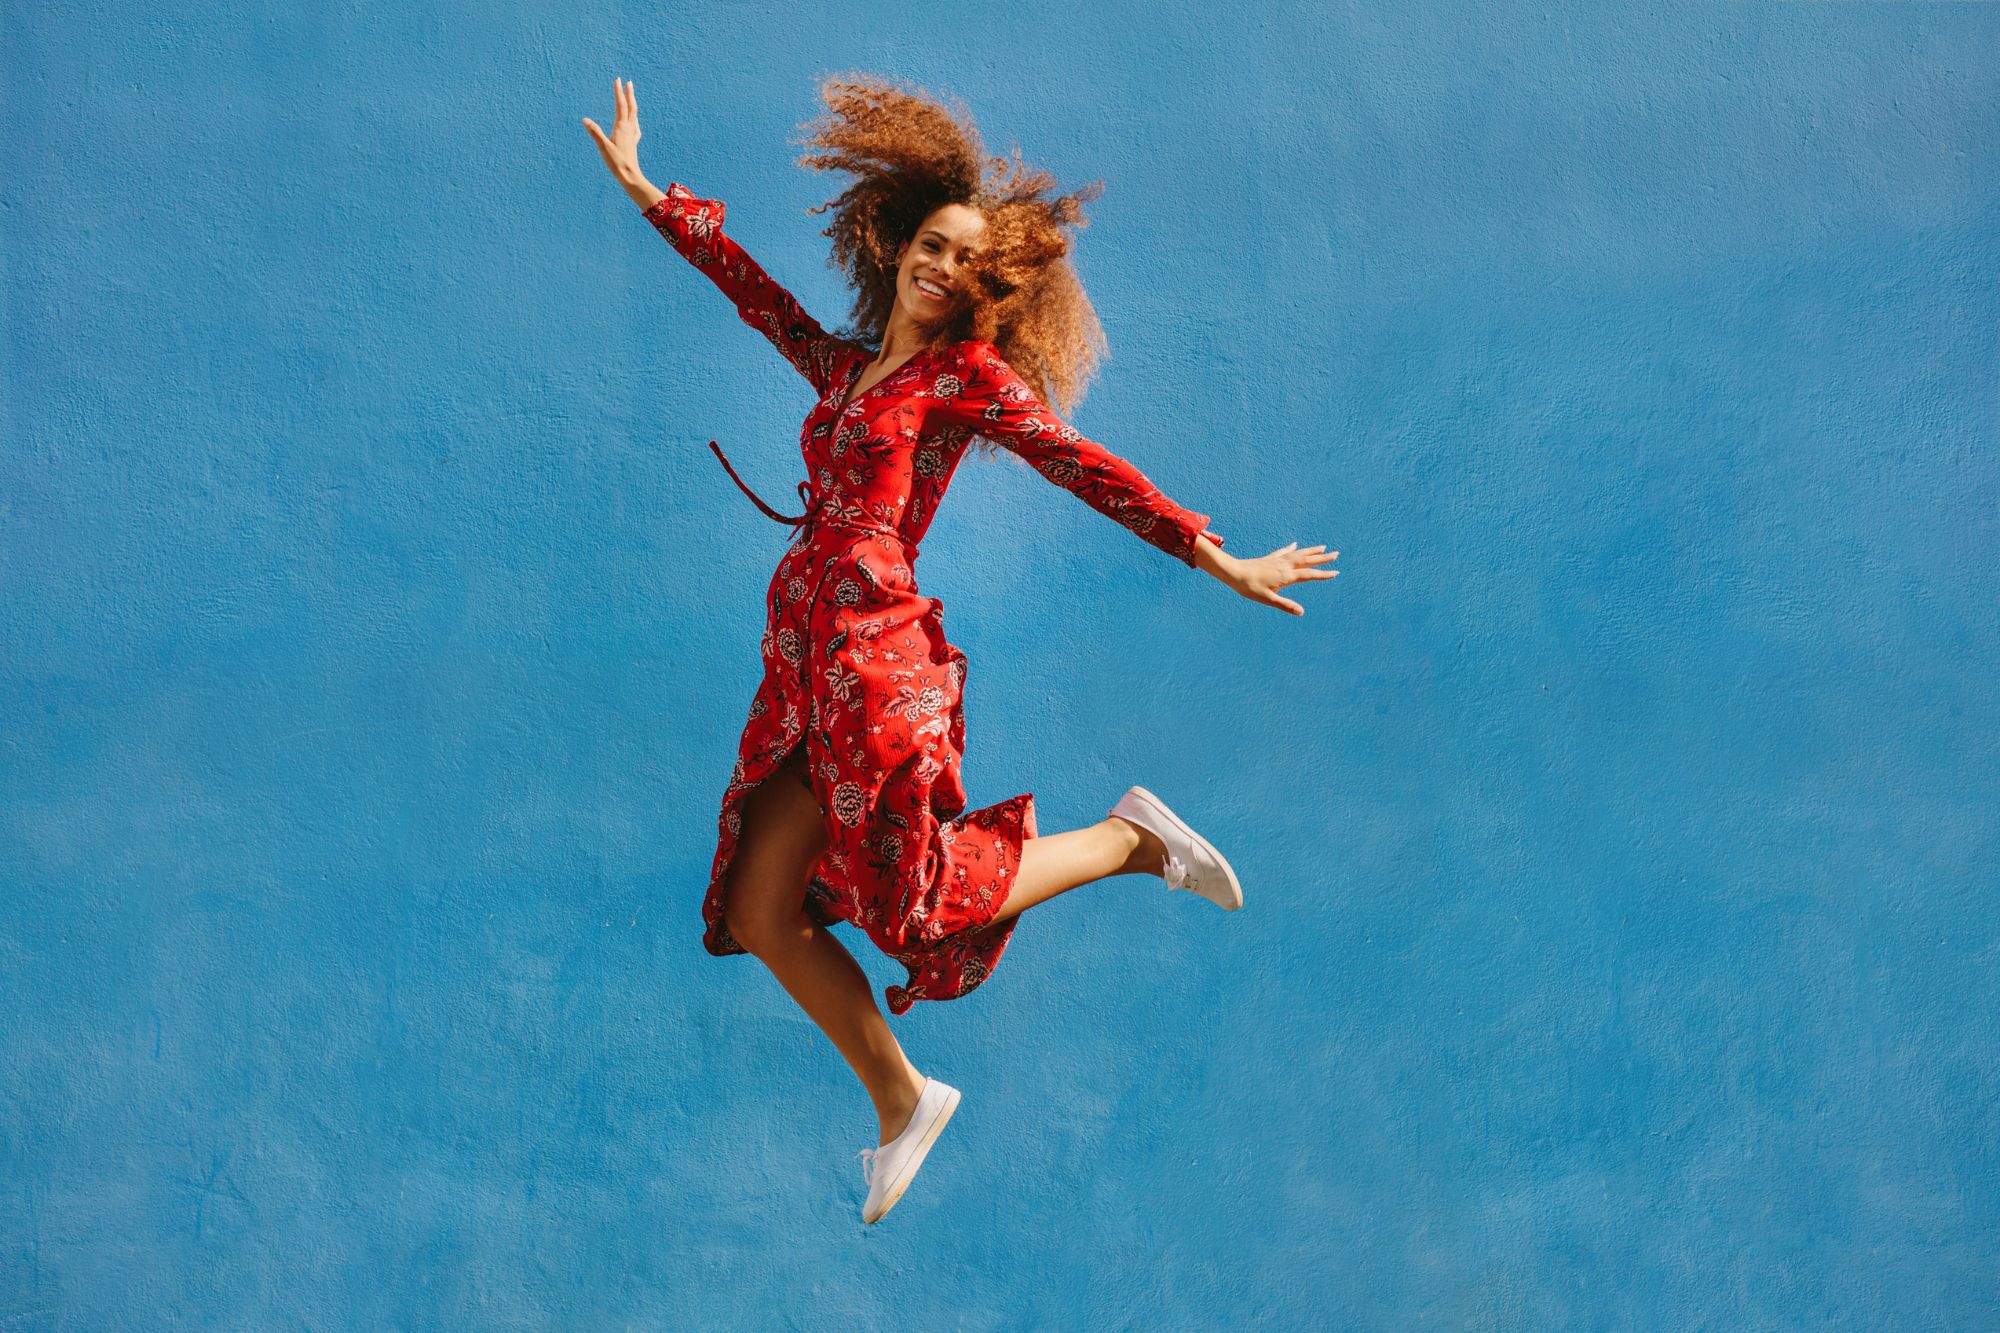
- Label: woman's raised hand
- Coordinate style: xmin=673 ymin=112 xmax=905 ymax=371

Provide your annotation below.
xmin=1219 ymin=541 xmax=1340 ymax=616
xmin=582 ymin=78 xmax=645 ymax=183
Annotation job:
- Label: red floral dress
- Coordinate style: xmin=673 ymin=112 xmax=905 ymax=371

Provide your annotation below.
xmin=644 ymin=181 xmax=1224 ymax=1015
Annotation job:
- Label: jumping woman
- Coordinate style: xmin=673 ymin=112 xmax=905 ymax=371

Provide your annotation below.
xmin=583 ymin=73 xmax=1338 ymax=1223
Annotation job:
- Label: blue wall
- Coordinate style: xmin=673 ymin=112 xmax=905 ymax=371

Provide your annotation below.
xmin=5 ymin=2 xmax=1996 ymax=1327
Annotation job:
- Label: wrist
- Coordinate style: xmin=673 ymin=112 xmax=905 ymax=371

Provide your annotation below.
xmin=620 ymin=173 xmax=664 ymax=210
xmin=1192 ymin=534 xmax=1234 ymax=577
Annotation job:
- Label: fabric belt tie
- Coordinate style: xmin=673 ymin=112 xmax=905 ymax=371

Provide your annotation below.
xmin=706 ymin=440 xmax=917 ymax=556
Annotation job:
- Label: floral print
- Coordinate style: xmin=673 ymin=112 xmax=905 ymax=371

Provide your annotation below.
xmin=646 ymin=181 xmax=1223 ymax=1014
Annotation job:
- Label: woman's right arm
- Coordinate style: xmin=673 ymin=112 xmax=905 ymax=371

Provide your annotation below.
xmin=616 ymin=175 xmax=666 ymax=212
xmin=584 ymin=78 xmax=846 ymax=396
xmin=637 ymin=184 xmax=846 ymax=396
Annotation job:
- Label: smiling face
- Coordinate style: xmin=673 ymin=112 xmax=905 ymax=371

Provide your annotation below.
xmin=893 ymin=203 xmax=988 ymax=326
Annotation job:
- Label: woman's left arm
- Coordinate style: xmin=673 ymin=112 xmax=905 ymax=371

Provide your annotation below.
xmin=931 ymin=340 xmax=1225 ymax=568
xmin=931 ymin=342 xmax=1339 ymax=612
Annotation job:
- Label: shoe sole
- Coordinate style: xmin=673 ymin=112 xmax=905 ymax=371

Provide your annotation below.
xmin=1123 ymin=786 xmax=1244 ymax=911
xmin=863 ymin=1083 xmax=960 ymax=1224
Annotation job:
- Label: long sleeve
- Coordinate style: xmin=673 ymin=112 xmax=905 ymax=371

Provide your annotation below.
xmin=929 ymin=340 xmax=1224 ymax=568
xmin=642 ymin=181 xmax=847 ymax=397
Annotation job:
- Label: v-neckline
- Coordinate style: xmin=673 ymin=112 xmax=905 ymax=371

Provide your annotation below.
xmin=832 ymin=343 xmax=931 ymax=418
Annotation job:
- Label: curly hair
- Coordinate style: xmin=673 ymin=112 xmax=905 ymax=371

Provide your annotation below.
xmin=793 ymin=73 xmax=1110 ymax=439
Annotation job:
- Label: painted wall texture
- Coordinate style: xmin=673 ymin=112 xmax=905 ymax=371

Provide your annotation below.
xmin=4 ymin=1 xmax=1995 ymax=1328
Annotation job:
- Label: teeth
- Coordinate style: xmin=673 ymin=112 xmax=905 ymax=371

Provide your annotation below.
xmin=916 ymin=279 xmax=946 ymax=297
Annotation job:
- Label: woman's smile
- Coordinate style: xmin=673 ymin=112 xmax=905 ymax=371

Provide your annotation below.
xmin=892 ymin=202 xmax=987 ymax=323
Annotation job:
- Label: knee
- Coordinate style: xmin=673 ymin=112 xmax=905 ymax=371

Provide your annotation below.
xmin=724 ymin=761 xmax=826 ymax=955
xmin=724 ymin=886 xmax=808 ymax=957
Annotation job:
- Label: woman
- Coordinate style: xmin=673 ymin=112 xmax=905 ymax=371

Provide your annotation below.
xmin=584 ymin=74 xmax=1338 ymax=1223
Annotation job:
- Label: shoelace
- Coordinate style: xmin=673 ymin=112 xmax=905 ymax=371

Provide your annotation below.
xmin=1162 ymin=853 xmax=1191 ymax=892
xmin=856 ymin=1145 xmax=878 ymax=1189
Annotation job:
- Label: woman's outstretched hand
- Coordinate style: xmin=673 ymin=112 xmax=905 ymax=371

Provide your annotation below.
xmin=582 ymin=78 xmax=646 ymax=184
xmin=1196 ymin=537 xmax=1340 ymax=616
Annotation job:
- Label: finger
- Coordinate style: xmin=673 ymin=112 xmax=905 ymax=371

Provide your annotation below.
xmin=628 ymin=80 xmax=638 ymax=121
xmin=583 ymin=118 xmax=607 ymax=145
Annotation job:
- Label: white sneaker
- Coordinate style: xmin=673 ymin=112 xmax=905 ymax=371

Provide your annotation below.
xmin=858 ymin=1076 xmax=961 ymax=1224
xmin=1109 ymin=786 xmax=1244 ymax=911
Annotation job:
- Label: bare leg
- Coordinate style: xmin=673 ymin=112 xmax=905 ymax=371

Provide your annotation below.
xmin=723 ymin=748 xmax=925 ymax=1145
xmin=987 ymin=814 xmax=1170 ymax=926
